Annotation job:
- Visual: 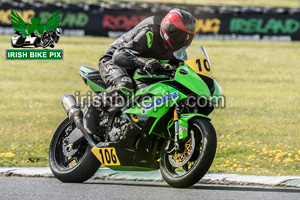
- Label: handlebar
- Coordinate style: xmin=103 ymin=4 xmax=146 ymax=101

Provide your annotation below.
xmin=137 ymin=66 xmax=176 ymax=79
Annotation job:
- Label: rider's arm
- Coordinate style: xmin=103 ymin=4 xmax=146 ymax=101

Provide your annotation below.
xmin=112 ymin=29 xmax=151 ymax=69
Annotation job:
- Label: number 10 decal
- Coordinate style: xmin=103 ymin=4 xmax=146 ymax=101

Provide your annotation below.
xmin=91 ymin=147 xmax=120 ymax=166
xmin=196 ymin=58 xmax=211 ymax=72
xmin=185 ymin=58 xmax=213 ymax=79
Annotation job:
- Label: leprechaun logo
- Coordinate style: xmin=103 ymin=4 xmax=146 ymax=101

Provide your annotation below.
xmin=6 ymin=10 xmax=63 ymax=60
xmin=11 ymin=10 xmax=61 ymax=48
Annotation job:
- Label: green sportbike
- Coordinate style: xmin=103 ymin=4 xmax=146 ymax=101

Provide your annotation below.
xmin=49 ymin=46 xmax=222 ymax=188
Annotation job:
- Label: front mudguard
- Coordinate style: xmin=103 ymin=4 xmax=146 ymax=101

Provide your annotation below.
xmin=179 ymin=113 xmax=210 ymax=140
xmin=180 ymin=113 xmax=210 ymax=121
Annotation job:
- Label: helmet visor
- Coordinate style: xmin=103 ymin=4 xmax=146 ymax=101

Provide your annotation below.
xmin=169 ymin=29 xmax=194 ymax=51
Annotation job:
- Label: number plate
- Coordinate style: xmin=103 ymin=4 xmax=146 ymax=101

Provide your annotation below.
xmin=185 ymin=58 xmax=213 ymax=79
xmin=91 ymin=147 xmax=120 ymax=166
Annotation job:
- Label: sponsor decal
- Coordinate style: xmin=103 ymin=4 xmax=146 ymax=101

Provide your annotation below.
xmin=141 ymin=91 xmax=178 ymax=114
xmin=179 ymin=126 xmax=188 ymax=132
xmin=163 ymin=33 xmax=169 ymax=40
xmin=195 ymin=18 xmax=221 ymax=34
xmin=102 ymin=14 xmax=147 ymax=31
xmin=121 ymin=77 xmax=132 ymax=83
xmin=146 ymin=31 xmax=153 ymax=48
xmin=230 ymin=18 xmax=300 ymax=34
xmin=141 ymin=106 xmax=146 ymax=115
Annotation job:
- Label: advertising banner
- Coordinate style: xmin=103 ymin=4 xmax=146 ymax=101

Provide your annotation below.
xmin=1 ymin=1 xmax=300 ymax=41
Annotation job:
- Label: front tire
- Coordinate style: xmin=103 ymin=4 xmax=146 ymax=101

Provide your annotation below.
xmin=49 ymin=118 xmax=101 ymax=183
xmin=160 ymin=117 xmax=217 ymax=188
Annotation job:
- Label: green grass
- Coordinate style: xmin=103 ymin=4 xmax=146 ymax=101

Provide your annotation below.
xmin=199 ymin=40 xmax=300 ymax=176
xmin=1 ymin=35 xmax=300 ymax=176
xmin=41 ymin=0 xmax=300 ymax=8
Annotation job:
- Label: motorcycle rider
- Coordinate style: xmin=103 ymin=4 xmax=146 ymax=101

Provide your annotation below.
xmin=84 ymin=8 xmax=196 ymax=135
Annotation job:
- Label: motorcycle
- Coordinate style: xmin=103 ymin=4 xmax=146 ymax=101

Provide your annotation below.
xmin=11 ymin=28 xmax=61 ymax=48
xmin=49 ymin=46 xmax=222 ymax=188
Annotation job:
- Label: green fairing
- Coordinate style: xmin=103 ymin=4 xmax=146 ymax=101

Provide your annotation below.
xmin=124 ymin=64 xmax=213 ymax=136
xmin=178 ymin=118 xmax=188 ymax=140
xmin=178 ymin=113 xmax=210 ymax=140
xmin=180 ymin=113 xmax=210 ymax=121
xmin=124 ymin=82 xmax=186 ymax=118
xmin=211 ymin=79 xmax=223 ymax=104
xmin=80 ymin=67 xmax=95 ymax=74
xmin=158 ymin=60 xmax=170 ymax=64
xmin=124 ymin=82 xmax=186 ymax=135
xmin=87 ymin=79 xmax=105 ymax=92
xmin=133 ymin=72 xmax=169 ymax=80
xmin=174 ymin=65 xmax=211 ymax=98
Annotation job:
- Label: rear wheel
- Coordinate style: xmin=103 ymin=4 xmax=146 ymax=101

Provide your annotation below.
xmin=49 ymin=118 xmax=101 ymax=183
xmin=160 ymin=117 xmax=217 ymax=188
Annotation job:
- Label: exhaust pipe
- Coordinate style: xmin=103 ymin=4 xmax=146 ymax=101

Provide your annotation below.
xmin=62 ymin=94 xmax=95 ymax=146
xmin=62 ymin=94 xmax=83 ymax=123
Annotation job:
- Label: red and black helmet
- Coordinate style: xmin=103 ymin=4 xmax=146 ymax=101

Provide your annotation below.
xmin=160 ymin=9 xmax=196 ymax=51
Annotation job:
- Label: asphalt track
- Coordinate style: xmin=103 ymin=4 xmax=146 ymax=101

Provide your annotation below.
xmin=0 ymin=177 xmax=300 ymax=200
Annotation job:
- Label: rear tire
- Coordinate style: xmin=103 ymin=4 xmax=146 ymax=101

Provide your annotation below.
xmin=160 ymin=117 xmax=217 ymax=188
xmin=49 ymin=118 xmax=101 ymax=183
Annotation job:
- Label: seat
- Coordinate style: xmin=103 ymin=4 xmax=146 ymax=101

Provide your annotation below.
xmin=79 ymin=66 xmax=107 ymax=92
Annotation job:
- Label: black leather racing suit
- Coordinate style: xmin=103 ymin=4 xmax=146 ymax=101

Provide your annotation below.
xmin=84 ymin=16 xmax=180 ymax=135
xmin=98 ymin=16 xmax=180 ymax=100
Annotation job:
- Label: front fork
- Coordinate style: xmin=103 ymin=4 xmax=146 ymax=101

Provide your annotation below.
xmin=167 ymin=104 xmax=185 ymax=154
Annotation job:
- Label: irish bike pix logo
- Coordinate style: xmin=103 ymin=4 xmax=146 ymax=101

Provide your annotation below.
xmin=6 ymin=10 xmax=63 ymax=60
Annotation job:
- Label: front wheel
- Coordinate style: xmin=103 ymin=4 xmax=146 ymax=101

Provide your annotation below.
xmin=160 ymin=117 xmax=217 ymax=188
xmin=49 ymin=118 xmax=101 ymax=183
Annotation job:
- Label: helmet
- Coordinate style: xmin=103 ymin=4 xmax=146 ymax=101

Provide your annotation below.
xmin=160 ymin=9 xmax=196 ymax=51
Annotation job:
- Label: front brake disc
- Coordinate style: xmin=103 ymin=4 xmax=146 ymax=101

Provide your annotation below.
xmin=168 ymin=133 xmax=195 ymax=168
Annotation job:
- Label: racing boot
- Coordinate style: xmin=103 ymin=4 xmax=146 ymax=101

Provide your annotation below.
xmin=83 ymin=82 xmax=133 ymax=135
xmin=102 ymin=82 xmax=134 ymax=110
xmin=83 ymin=102 xmax=102 ymax=135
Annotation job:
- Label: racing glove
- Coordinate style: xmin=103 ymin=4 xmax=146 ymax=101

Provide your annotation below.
xmin=143 ymin=60 xmax=164 ymax=74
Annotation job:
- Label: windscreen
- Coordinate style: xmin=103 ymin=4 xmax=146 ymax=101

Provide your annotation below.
xmin=173 ymin=45 xmax=210 ymax=65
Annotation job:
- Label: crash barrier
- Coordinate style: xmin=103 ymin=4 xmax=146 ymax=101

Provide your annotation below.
xmin=1 ymin=0 xmax=300 ymax=41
